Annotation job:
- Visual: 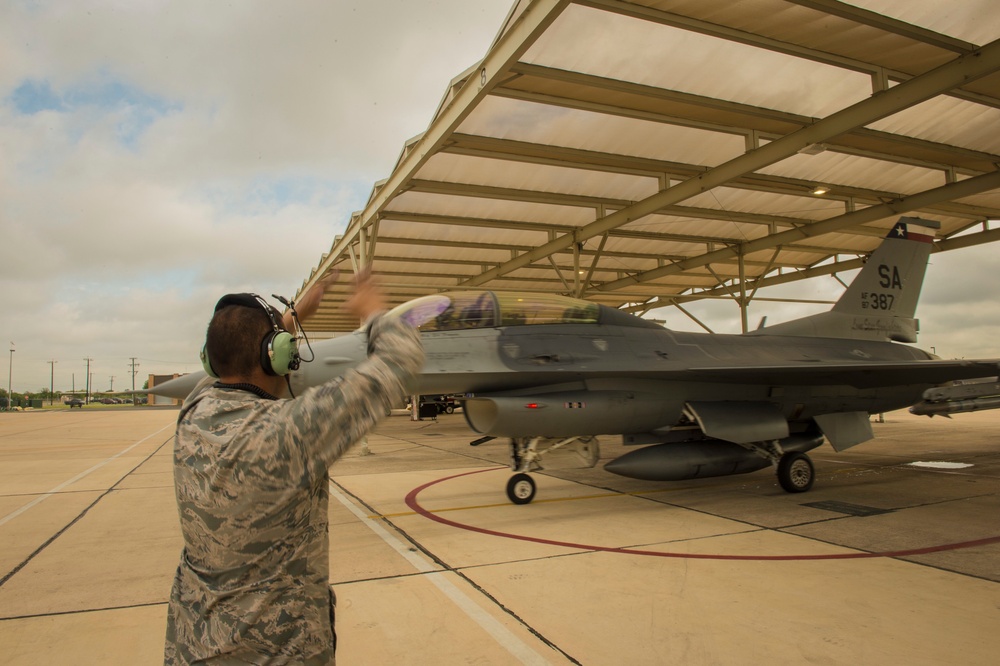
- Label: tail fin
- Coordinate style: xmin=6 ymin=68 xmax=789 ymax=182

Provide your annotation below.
xmin=751 ymin=217 xmax=938 ymax=342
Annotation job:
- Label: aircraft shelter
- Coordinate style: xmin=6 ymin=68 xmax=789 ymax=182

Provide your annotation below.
xmin=293 ymin=0 xmax=1000 ymax=334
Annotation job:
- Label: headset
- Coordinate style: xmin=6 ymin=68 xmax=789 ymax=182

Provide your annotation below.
xmin=200 ymin=293 xmax=301 ymax=378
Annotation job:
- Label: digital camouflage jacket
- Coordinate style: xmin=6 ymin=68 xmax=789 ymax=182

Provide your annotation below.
xmin=165 ymin=314 xmax=423 ymax=665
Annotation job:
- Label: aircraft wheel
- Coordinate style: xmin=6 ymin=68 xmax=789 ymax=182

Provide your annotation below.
xmin=506 ymin=473 xmax=536 ymax=505
xmin=777 ymin=451 xmax=814 ymax=493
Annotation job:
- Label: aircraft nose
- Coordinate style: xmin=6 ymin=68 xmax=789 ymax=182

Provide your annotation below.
xmin=146 ymin=371 xmax=207 ymax=399
xmin=289 ymin=332 xmax=368 ymax=394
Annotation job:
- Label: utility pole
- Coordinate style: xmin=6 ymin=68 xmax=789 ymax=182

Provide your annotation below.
xmin=109 ymin=375 xmax=115 ymax=392
xmin=128 ymin=357 xmax=140 ymax=406
xmin=48 ymin=360 xmax=57 ymax=405
xmin=83 ymin=357 xmax=93 ymax=404
xmin=6 ymin=342 xmax=13 ymax=411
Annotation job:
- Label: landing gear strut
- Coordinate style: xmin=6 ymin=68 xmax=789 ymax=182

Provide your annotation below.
xmin=502 ymin=436 xmax=599 ymax=504
xmin=745 ymin=440 xmax=817 ymax=494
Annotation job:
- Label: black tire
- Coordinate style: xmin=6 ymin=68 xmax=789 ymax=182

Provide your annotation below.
xmin=506 ymin=473 xmax=536 ymax=505
xmin=777 ymin=451 xmax=814 ymax=493
xmin=444 ymin=405 xmax=454 ymax=414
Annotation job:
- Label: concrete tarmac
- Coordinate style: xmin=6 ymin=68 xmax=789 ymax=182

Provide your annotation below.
xmin=0 ymin=406 xmax=998 ymax=664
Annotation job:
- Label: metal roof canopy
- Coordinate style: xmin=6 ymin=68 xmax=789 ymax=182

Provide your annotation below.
xmin=296 ymin=0 xmax=1000 ymax=334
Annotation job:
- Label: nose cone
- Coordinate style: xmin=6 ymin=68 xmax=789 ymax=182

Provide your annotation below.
xmin=289 ymin=333 xmax=368 ymax=394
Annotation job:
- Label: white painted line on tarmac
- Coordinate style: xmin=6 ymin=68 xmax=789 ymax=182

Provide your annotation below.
xmin=0 ymin=423 xmax=173 ymax=527
xmin=329 ymin=483 xmax=551 ymax=666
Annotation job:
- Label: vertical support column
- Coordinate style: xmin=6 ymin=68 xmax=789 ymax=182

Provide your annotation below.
xmin=573 ymin=240 xmax=581 ymax=298
xmin=738 ymin=246 xmax=749 ymax=334
xmin=358 ymin=226 xmax=368 ymax=271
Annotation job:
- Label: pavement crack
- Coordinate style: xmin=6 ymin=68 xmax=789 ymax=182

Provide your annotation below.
xmin=0 ymin=436 xmax=171 ymax=588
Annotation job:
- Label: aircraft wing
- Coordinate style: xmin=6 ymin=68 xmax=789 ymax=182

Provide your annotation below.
xmin=684 ymin=359 xmax=1000 ymax=388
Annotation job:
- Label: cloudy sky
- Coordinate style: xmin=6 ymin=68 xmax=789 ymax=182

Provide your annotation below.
xmin=1 ymin=0 xmax=513 ymax=393
xmin=1 ymin=0 xmax=997 ymax=395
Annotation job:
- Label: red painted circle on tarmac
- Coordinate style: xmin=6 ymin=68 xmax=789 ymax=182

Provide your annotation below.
xmin=404 ymin=468 xmax=1000 ymax=561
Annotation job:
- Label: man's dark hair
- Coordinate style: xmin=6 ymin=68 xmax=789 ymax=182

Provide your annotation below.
xmin=205 ymin=305 xmax=273 ymax=378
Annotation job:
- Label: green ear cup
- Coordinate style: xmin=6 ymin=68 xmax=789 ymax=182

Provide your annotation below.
xmin=263 ymin=330 xmax=299 ymax=376
xmin=201 ymin=345 xmax=218 ymax=378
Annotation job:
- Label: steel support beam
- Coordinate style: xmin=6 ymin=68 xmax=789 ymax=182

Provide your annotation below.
xmin=598 ymin=169 xmax=1000 ymax=292
xmin=459 ymin=37 xmax=1000 ymax=289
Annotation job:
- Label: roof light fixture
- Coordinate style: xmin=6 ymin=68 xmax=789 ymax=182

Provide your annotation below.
xmin=811 ymin=185 xmax=830 ymax=195
xmin=799 ymin=143 xmax=827 ymax=156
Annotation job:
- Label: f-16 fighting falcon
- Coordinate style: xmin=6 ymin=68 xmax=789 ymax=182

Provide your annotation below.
xmin=152 ymin=217 xmax=1000 ymax=504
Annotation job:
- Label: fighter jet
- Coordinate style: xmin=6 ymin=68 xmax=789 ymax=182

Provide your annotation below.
xmin=152 ymin=217 xmax=1000 ymax=503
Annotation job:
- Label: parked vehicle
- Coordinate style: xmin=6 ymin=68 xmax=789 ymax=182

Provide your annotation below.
xmin=422 ymin=395 xmax=459 ymax=415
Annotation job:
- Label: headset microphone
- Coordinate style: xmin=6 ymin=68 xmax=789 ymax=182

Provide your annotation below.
xmin=273 ymin=293 xmax=317 ymax=366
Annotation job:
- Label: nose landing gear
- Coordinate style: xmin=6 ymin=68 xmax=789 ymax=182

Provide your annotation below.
xmin=506 ymin=473 xmax=537 ymax=505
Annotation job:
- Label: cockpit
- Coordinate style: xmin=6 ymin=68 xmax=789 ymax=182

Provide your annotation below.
xmin=387 ymin=290 xmax=663 ymax=332
xmin=388 ymin=291 xmax=599 ymax=332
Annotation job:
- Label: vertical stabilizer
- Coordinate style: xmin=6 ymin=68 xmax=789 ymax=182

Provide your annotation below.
xmin=750 ymin=217 xmax=938 ymax=342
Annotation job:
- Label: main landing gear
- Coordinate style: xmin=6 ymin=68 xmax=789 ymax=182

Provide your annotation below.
xmin=749 ymin=440 xmax=815 ymax=493
xmin=776 ymin=450 xmax=815 ymax=493
xmin=502 ymin=436 xmax=600 ymax=504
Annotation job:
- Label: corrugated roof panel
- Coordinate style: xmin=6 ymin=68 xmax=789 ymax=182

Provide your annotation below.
xmin=953 ymin=190 xmax=1000 ymax=211
xmin=759 ymin=151 xmax=949 ymax=196
xmin=523 ymin=4 xmax=874 ymax=117
xmin=843 ymin=0 xmax=999 ymax=44
xmin=459 ymin=97 xmax=746 ymax=167
xmin=867 ymin=95 xmax=1000 ymax=155
xmin=415 ymin=152 xmax=661 ymax=202
xmin=383 ymin=190 xmax=597 ymax=226
xmin=679 ymin=187 xmax=848 ymax=220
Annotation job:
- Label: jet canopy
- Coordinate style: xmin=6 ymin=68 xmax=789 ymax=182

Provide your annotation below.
xmin=388 ymin=290 xmax=600 ymax=332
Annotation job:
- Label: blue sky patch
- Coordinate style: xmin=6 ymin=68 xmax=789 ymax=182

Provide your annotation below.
xmin=197 ymin=177 xmax=374 ymax=219
xmin=7 ymin=75 xmax=181 ymax=147
xmin=9 ymin=79 xmax=64 ymax=114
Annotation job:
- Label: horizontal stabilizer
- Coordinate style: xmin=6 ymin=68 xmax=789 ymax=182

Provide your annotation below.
xmin=685 ymin=359 xmax=1000 ymax=389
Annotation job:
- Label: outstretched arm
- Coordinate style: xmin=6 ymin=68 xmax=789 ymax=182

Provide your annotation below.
xmin=279 ymin=272 xmax=424 ymax=477
xmin=282 ymin=273 xmax=337 ymax=331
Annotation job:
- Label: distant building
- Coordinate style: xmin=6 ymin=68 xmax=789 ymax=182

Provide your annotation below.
xmin=148 ymin=374 xmax=186 ymax=406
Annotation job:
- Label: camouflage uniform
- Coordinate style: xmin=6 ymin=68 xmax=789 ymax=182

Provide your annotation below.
xmin=165 ymin=314 xmax=423 ymax=665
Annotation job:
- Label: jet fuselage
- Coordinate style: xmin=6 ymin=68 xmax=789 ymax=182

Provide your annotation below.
xmin=291 ymin=314 xmax=935 ymax=440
